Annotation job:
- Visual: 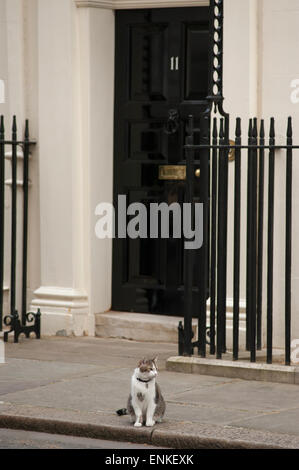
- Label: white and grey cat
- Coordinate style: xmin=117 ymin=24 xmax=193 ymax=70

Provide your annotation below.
xmin=127 ymin=357 xmax=166 ymax=427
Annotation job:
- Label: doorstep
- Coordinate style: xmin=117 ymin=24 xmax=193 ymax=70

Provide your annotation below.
xmin=95 ymin=311 xmax=196 ymax=344
xmin=166 ymin=356 xmax=299 ymax=385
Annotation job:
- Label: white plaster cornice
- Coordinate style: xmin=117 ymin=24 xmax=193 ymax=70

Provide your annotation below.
xmin=76 ymin=0 xmax=209 ymax=10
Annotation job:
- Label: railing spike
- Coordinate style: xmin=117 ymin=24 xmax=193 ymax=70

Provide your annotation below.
xmin=12 ymin=115 xmax=17 ymax=133
xmin=260 ymin=119 xmax=265 ymax=139
xmin=212 ymin=117 xmax=218 ymax=138
xmin=253 ymin=118 xmax=258 ymax=138
xmin=285 ymin=115 xmax=293 ymax=366
xmin=0 ymin=116 xmax=4 ymax=136
xmin=270 ymin=117 xmax=275 ymax=138
xmin=219 ymin=118 xmax=224 ymax=138
xmin=25 ymin=119 xmax=29 ymax=140
xmin=287 ymin=116 xmax=292 ymax=138
xmin=248 ymin=118 xmax=253 ymax=137
xmin=235 ymin=117 xmax=241 ymax=138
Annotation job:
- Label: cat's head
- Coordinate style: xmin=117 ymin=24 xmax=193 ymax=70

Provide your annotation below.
xmin=136 ymin=357 xmax=158 ymax=380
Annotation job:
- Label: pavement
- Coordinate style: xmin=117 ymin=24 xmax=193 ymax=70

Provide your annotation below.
xmin=0 ymin=336 xmax=299 ymax=449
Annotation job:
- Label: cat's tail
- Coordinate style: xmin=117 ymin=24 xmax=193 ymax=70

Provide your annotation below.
xmin=116 ymin=408 xmax=128 ymax=416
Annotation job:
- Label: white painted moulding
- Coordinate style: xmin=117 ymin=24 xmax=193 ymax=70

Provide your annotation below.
xmin=31 ymin=287 xmax=89 ymax=310
xmin=76 ymin=0 xmax=209 ymax=9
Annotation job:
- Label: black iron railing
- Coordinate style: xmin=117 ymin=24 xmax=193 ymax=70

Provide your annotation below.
xmin=178 ymin=0 xmax=296 ymax=366
xmin=0 ymin=116 xmax=41 ymax=343
xmin=180 ymin=114 xmax=295 ymax=366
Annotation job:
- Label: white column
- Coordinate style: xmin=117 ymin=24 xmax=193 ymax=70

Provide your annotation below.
xmin=30 ymin=0 xmax=93 ymax=336
xmin=77 ymin=4 xmax=115 ymax=318
xmin=261 ymin=0 xmax=299 ymax=349
xmin=31 ymin=0 xmax=115 ymax=336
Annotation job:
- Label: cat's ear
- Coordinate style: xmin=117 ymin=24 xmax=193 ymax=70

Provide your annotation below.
xmin=153 ymin=356 xmax=158 ymax=365
xmin=138 ymin=358 xmax=145 ymax=367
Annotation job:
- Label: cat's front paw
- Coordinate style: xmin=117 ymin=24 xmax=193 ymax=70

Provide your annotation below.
xmin=134 ymin=422 xmax=142 ymax=427
xmin=146 ymin=420 xmax=155 ymax=427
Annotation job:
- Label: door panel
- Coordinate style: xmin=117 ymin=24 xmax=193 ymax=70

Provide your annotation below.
xmin=128 ymin=121 xmax=167 ymax=161
xmin=130 ymin=24 xmax=169 ymax=102
xmin=112 ymin=7 xmax=210 ymax=315
xmin=184 ymin=24 xmax=209 ymax=101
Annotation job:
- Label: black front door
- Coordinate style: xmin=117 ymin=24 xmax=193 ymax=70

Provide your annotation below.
xmin=112 ymin=7 xmax=210 ymax=315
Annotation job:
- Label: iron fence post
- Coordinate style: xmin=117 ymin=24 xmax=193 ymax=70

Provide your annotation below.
xmin=285 ymin=117 xmax=292 ymax=366
xmin=183 ymin=115 xmax=195 ymax=356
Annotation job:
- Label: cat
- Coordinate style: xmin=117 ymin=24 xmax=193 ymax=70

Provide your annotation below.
xmin=126 ymin=357 xmax=166 ymax=427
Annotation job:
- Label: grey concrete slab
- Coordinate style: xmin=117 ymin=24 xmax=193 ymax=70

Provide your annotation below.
xmin=167 ymin=380 xmax=299 ymax=413
xmin=0 ymin=373 xmax=130 ymax=413
xmin=164 ymin=402 xmax=262 ymax=425
xmin=5 ymin=337 xmax=176 ymax=370
xmin=0 ymin=380 xmax=261 ymax=427
xmin=95 ymin=368 xmax=238 ymax=397
xmin=0 ymin=358 xmax=103 ymax=380
xmin=0 ymin=367 xmax=241 ymax=415
xmin=0 ymin=358 xmax=105 ymax=395
xmin=158 ymin=372 xmax=240 ymax=397
xmin=0 ymin=380 xmax=54 ymax=395
xmin=228 ymin=408 xmax=299 ymax=436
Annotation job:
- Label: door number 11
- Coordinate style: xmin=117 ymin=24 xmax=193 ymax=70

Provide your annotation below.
xmin=170 ymin=57 xmax=179 ymax=71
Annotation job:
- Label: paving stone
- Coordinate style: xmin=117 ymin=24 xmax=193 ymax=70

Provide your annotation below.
xmin=228 ymin=408 xmax=299 ymax=436
xmin=167 ymin=380 xmax=299 ymax=413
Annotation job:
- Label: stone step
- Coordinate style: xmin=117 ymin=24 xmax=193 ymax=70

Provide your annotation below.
xmin=95 ymin=311 xmax=197 ymax=344
xmin=95 ymin=311 xmax=248 ymax=348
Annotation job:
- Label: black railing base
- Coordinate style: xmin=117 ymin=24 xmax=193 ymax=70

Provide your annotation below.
xmin=3 ymin=309 xmax=41 ymax=343
xmin=178 ymin=321 xmax=210 ymax=356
